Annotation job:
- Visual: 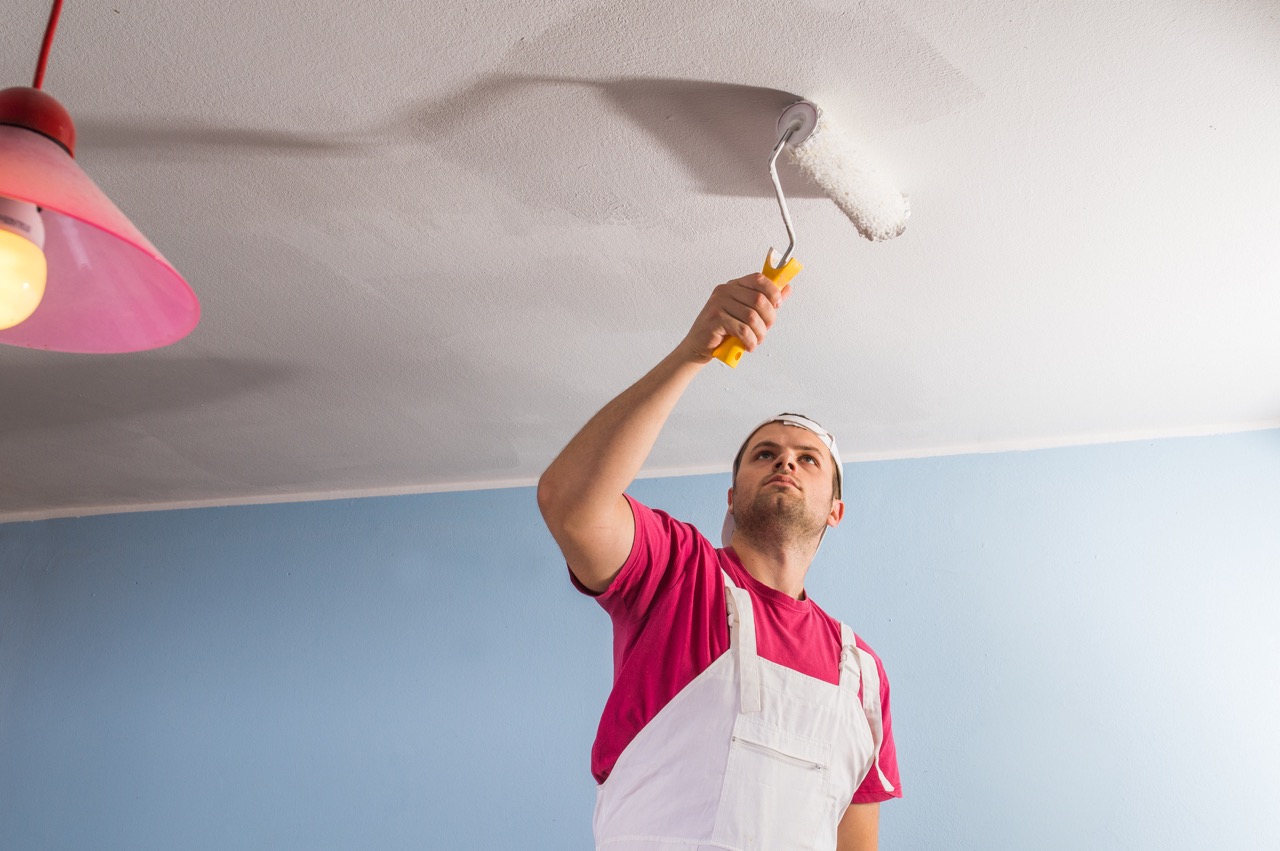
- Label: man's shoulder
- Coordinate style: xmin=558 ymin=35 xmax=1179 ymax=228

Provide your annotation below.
xmin=806 ymin=598 xmax=887 ymax=661
xmin=598 ymin=494 xmax=726 ymax=610
xmin=625 ymin=493 xmax=718 ymax=554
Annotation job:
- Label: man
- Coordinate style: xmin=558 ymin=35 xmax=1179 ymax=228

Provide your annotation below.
xmin=538 ymin=273 xmax=901 ymax=850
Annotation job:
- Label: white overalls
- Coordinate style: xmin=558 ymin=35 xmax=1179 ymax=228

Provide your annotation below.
xmin=594 ymin=571 xmax=894 ymax=850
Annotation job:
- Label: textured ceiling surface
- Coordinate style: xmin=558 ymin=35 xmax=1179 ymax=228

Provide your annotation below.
xmin=1 ymin=0 xmax=1278 ymax=520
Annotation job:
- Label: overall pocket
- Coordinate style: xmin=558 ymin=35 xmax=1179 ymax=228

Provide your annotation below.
xmin=711 ymin=714 xmax=836 ymax=850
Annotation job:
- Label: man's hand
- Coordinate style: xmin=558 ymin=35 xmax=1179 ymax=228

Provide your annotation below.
xmin=677 ymin=273 xmax=792 ymax=364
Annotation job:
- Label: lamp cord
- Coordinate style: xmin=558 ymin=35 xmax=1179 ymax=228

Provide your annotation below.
xmin=32 ymin=0 xmax=65 ymax=89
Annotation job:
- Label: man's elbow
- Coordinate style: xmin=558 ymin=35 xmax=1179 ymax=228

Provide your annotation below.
xmin=537 ymin=467 xmax=587 ymax=542
xmin=536 ymin=476 xmax=632 ymax=593
xmin=536 ymin=468 xmax=565 ymax=529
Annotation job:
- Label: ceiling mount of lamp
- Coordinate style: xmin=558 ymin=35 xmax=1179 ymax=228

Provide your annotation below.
xmin=0 ymin=0 xmax=200 ymax=353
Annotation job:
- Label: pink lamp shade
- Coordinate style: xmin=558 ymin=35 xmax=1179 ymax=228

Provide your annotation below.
xmin=0 ymin=121 xmax=199 ymax=353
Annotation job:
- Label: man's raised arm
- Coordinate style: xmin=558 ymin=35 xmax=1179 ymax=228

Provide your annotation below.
xmin=537 ymin=273 xmax=790 ymax=592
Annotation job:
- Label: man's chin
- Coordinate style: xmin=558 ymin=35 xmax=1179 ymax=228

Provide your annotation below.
xmin=736 ymin=500 xmax=823 ymax=541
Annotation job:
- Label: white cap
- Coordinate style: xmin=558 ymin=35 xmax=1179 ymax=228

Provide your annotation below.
xmin=721 ymin=413 xmax=844 ymax=547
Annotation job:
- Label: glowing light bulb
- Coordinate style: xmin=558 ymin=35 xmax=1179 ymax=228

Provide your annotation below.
xmin=0 ymin=196 xmax=47 ymax=330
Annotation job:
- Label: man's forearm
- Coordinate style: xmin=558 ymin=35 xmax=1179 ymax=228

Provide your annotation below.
xmin=540 ymin=272 xmax=788 ymax=515
xmin=538 ymin=345 xmax=705 ymax=523
xmin=537 ymin=273 xmax=788 ymax=589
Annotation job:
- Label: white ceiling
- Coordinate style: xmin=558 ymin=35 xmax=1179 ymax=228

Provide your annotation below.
xmin=2 ymin=0 xmax=1278 ymax=521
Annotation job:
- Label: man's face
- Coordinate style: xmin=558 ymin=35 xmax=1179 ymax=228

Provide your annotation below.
xmin=729 ymin=422 xmax=843 ymax=546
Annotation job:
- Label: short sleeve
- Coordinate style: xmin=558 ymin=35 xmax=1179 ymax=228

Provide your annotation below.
xmin=851 ymin=647 xmax=903 ymax=804
xmin=568 ymin=494 xmax=708 ymax=626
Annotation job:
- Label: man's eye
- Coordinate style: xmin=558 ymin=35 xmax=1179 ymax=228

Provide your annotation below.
xmin=755 ymin=451 xmax=774 ymax=460
xmin=801 ymin=455 xmax=818 ymax=464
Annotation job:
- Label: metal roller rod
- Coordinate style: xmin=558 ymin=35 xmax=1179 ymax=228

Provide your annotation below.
xmin=768 ymin=122 xmax=800 ymax=267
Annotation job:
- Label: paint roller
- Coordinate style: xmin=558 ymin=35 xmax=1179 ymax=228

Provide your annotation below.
xmin=712 ymin=99 xmax=909 ymax=367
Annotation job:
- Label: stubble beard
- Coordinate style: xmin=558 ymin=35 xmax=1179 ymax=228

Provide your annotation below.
xmin=733 ymin=490 xmax=828 ymax=551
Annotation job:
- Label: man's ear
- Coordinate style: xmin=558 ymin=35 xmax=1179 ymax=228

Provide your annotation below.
xmin=827 ymin=499 xmax=845 ymax=528
xmin=727 ymin=487 xmax=734 ymax=509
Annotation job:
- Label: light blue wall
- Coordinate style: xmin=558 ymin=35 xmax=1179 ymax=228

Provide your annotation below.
xmin=2 ymin=430 xmax=1278 ymax=849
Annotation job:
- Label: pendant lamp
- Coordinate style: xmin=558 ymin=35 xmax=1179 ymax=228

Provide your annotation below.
xmin=0 ymin=0 xmax=199 ymax=353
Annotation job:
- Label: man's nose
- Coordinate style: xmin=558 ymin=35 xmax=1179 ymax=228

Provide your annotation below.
xmin=774 ymin=455 xmax=796 ymax=470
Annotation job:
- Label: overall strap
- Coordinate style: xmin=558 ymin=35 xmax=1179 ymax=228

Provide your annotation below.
xmin=722 ymin=570 xmax=762 ymax=714
xmin=840 ymin=623 xmax=895 ymax=794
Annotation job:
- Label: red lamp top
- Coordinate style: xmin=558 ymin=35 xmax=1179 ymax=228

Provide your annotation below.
xmin=0 ymin=85 xmax=76 ymax=154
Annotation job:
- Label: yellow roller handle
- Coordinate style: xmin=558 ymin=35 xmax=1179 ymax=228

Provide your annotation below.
xmin=711 ymin=250 xmax=803 ymax=367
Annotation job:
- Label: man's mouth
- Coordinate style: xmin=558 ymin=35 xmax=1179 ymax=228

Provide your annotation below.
xmin=765 ymin=476 xmax=798 ymax=489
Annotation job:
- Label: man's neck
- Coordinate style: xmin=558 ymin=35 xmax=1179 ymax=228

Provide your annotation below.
xmin=728 ymin=534 xmax=818 ymax=600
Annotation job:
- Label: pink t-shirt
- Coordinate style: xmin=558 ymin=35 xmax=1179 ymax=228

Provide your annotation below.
xmin=572 ymin=494 xmax=903 ymax=804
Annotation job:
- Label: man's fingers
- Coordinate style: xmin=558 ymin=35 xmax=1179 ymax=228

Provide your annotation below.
xmin=717 ymin=307 xmax=762 ymax=350
xmin=719 ymin=300 xmax=771 ymax=350
xmin=682 ymin=273 xmax=792 ymax=361
xmin=728 ymin=273 xmax=786 ymax=307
